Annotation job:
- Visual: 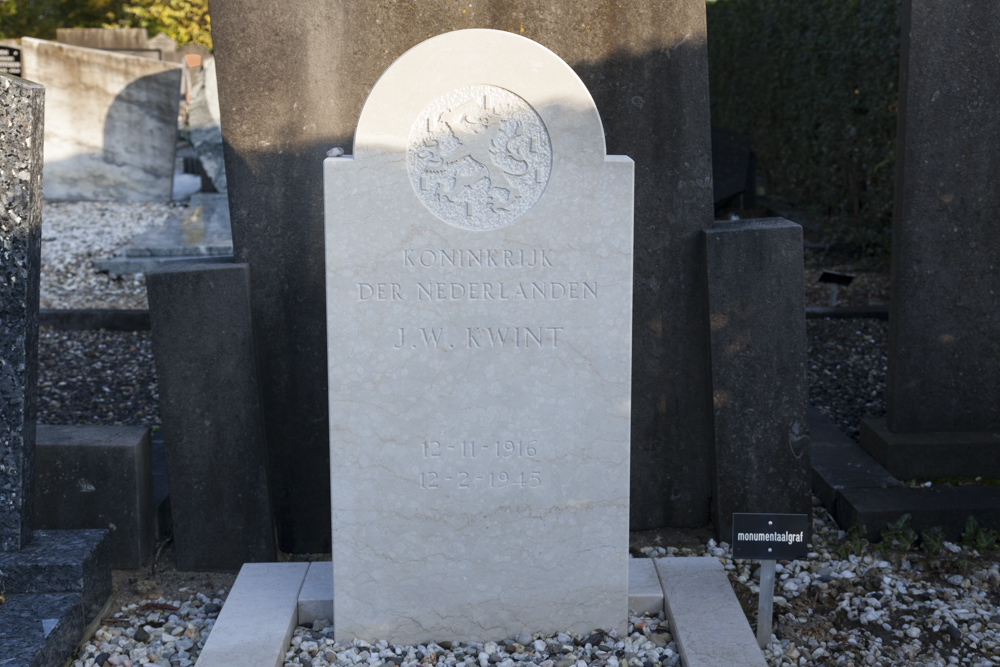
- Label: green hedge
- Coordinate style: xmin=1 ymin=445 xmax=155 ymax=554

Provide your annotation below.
xmin=707 ymin=0 xmax=900 ymax=251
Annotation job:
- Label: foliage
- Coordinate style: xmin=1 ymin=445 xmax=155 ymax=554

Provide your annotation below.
xmin=920 ymin=526 xmax=946 ymax=555
xmin=960 ymin=516 xmax=998 ymax=552
xmin=881 ymin=514 xmax=917 ymax=551
xmin=707 ymin=0 xmax=901 ymax=254
xmin=836 ymin=523 xmax=869 ymax=559
xmin=0 ymin=0 xmax=209 ymax=49
xmin=105 ymin=0 xmax=210 ymax=49
xmin=0 ymin=0 xmax=126 ymax=40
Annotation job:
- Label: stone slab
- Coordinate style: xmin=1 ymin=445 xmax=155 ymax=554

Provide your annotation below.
xmin=859 ymin=417 xmax=1000 ymax=479
xmin=703 ymin=219 xmax=810 ymax=540
xmin=0 ymin=592 xmax=85 ymax=667
xmin=628 ymin=558 xmax=663 ymax=616
xmin=34 ymin=425 xmax=155 ymax=569
xmin=118 ymin=194 xmax=233 ymax=258
xmin=325 ymin=30 xmax=632 ymax=643
xmin=0 ymin=529 xmax=111 ymax=619
xmin=0 ymin=73 xmax=43 ymax=552
xmin=655 ymin=557 xmax=766 ymax=667
xmin=297 ymin=562 xmax=333 ymax=627
xmin=837 ymin=485 xmax=1000 ymax=542
xmin=146 ymin=262 xmax=275 ymax=571
xmin=20 ymin=38 xmax=182 ymax=201
xmin=293 ymin=559 xmax=662 ymax=629
xmin=887 ymin=1 xmax=1000 ymax=433
xmin=194 ymin=562 xmax=308 ymax=667
xmin=211 ymin=0 xmax=714 ymax=550
xmin=809 ymin=408 xmax=900 ymax=512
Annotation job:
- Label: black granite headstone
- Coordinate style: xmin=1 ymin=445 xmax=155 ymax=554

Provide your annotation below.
xmin=862 ymin=1 xmax=1000 ymax=477
xmin=146 ymin=262 xmax=276 ymax=571
xmin=0 ymin=73 xmax=43 ymax=553
xmin=703 ymin=219 xmax=811 ymax=540
xmin=211 ymin=0 xmax=715 ymax=547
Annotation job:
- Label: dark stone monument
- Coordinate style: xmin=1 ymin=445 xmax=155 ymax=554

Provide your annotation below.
xmin=146 ymin=262 xmax=276 ymax=571
xmin=0 ymin=71 xmax=111 ymax=666
xmin=34 ymin=425 xmax=155 ymax=569
xmin=211 ymin=0 xmax=714 ymax=547
xmin=0 ymin=74 xmax=44 ymax=553
xmin=861 ymin=1 xmax=1000 ymax=478
xmin=703 ymin=219 xmax=810 ymax=539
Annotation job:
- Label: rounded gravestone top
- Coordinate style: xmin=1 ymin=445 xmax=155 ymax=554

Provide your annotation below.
xmin=407 ymin=84 xmax=552 ymax=231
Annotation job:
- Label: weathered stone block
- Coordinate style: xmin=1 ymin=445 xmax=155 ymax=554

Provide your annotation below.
xmin=703 ymin=219 xmax=810 ymax=540
xmin=20 ymin=38 xmax=182 ymax=201
xmin=34 ymin=425 xmax=155 ymax=569
xmin=146 ymin=262 xmax=276 ymax=571
xmin=0 ymin=73 xmax=43 ymax=552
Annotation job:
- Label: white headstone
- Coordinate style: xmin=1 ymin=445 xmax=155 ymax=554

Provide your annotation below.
xmin=325 ymin=29 xmax=633 ymax=643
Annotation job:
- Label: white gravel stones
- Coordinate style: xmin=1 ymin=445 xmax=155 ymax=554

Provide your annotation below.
xmin=71 ymin=589 xmax=227 ymax=667
xmin=281 ymin=619 xmax=681 ymax=667
xmin=639 ymin=502 xmax=1000 ymax=667
xmin=41 ymin=201 xmax=175 ymax=310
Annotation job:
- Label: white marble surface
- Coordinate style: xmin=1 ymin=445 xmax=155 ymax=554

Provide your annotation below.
xmin=325 ymin=29 xmax=633 ymax=643
xmin=628 ymin=558 xmax=664 ymax=616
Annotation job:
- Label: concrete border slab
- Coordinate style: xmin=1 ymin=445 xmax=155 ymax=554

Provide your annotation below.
xmin=628 ymin=558 xmax=663 ymax=615
xmin=195 ymin=562 xmax=308 ymax=667
xmin=297 ymin=562 xmax=333 ymax=627
xmin=655 ymin=557 xmax=766 ymax=667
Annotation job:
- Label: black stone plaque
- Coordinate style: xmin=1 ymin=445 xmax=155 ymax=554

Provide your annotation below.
xmin=732 ymin=513 xmax=809 ymax=560
xmin=0 ymin=47 xmax=21 ymax=77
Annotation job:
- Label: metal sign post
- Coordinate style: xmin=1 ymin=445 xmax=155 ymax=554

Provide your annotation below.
xmin=732 ymin=513 xmax=810 ymax=650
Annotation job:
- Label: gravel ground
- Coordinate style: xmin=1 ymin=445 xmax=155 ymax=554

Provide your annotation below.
xmin=40 ymin=201 xmax=173 ymax=310
xmin=42 ymin=202 xmax=998 ymax=667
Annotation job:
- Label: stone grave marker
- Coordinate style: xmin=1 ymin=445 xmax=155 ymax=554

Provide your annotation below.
xmin=325 ymin=29 xmax=633 ymax=642
xmin=860 ymin=1 xmax=1000 ymax=477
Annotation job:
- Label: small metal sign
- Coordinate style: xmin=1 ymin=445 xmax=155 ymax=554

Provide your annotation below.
xmin=0 ymin=47 xmax=21 ymax=77
xmin=732 ymin=512 xmax=809 ymax=560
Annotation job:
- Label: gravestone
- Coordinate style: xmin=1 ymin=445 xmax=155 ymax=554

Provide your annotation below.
xmin=326 ymin=30 xmax=633 ymax=642
xmin=0 ymin=71 xmax=112 ymax=664
xmin=211 ymin=0 xmax=712 ymax=551
xmin=860 ymin=1 xmax=1000 ymax=477
xmin=20 ymin=38 xmax=182 ymax=201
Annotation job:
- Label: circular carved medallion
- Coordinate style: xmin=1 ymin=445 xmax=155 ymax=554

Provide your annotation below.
xmin=407 ymin=85 xmax=552 ymax=231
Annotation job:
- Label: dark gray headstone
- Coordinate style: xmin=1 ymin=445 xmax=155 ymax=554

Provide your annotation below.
xmin=887 ymin=0 xmax=1000 ymax=433
xmin=211 ymin=0 xmax=714 ymax=546
xmin=146 ymin=262 xmax=276 ymax=571
xmin=34 ymin=425 xmax=155 ymax=569
xmin=703 ymin=219 xmax=810 ymax=540
xmin=0 ymin=74 xmax=43 ymax=552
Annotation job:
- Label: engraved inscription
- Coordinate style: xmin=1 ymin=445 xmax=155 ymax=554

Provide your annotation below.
xmin=393 ymin=326 xmax=564 ymax=350
xmin=408 ymin=85 xmax=552 ymax=230
xmin=419 ymin=471 xmax=542 ymax=490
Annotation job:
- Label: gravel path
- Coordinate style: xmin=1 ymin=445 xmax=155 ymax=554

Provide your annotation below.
xmin=40 ymin=202 xmax=997 ymax=667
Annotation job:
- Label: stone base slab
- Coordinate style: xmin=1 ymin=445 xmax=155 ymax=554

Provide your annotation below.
xmin=197 ymin=558 xmax=758 ymax=667
xmin=656 ymin=557 xmax=768 ymax=667
xmin=0 ymin=529 xmax=111 ymax=619
xmin=859 ymin=417 xmax=1000 ymax=479
xmin=813 ymin=411 xmax=1000 ymax=541
xmin=0 ymin=592 xmax=85 ymax=667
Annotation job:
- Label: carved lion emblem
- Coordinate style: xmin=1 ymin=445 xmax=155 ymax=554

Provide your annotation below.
xmin=408 ymin=85 xmax=552 ymax=231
